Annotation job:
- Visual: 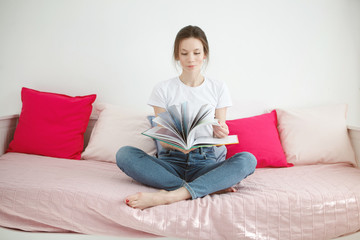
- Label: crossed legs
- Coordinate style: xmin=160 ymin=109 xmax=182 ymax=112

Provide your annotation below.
xmin=116 ymin=146 xmax=256 ymax=210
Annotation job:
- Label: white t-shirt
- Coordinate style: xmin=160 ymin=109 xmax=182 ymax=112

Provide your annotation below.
xmin=148 ymin=76 xmax=232 ymax=138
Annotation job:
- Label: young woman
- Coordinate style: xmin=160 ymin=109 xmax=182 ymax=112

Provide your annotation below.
xmin=116 ymin=25 xmax=257 ymax=210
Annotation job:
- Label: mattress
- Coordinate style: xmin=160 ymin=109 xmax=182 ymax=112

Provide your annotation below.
xmin=0 ymin=152 xmax=359 ymax=239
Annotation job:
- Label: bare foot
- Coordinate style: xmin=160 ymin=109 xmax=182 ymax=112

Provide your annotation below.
xmin=125 ymin=187 xmax=191 ymax=210
xmin=211 ymin=187 xmax=237 ymax=195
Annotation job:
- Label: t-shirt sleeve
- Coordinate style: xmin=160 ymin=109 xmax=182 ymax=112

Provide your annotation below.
xmin=216 ymin=82 xmax=232 ymax=109
xmin=147 ymin=82 xmax=167 ymax=109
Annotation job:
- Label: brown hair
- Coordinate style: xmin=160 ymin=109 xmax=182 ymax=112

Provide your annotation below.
xmin=173 ymin=25 xmax=209 ymax=63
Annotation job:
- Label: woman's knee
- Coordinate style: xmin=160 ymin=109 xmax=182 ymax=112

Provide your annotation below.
xmin=116 ymin=146 xmax=137 ymax=169
xmin=231 ymin=151 xmax=257 ymax=173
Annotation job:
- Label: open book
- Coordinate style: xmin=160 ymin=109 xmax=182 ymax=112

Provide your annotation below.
xmin=142 ymin=102 xmax=239 ymax=150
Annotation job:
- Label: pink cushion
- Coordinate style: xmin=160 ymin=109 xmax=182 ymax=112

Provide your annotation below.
xmin=276 ymin=104 xmax=356 ymax=166
xmin=7 ymin=87 xmax=96 ymax=159
xmin=226 ymin=110 xmax=291 ymax=168
xmin=81 ymin=103 xmax=157 ymax=163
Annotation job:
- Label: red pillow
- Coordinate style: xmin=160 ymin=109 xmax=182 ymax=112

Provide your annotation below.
xmin=7 ymin=87 xmax=96 ymax=159
xmin=226 ymin=110 xmax=292 ymax=168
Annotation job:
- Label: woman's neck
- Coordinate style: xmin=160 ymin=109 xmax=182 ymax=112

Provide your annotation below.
xmin=179 ymin=72 xmax=204 ymax=87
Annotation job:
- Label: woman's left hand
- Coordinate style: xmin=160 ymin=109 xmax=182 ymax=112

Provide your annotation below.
xmin=213 ymin=122 xmax=229 ymax=139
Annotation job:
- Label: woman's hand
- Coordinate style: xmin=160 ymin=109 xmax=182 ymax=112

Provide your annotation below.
xmin=160 ymin=141 xmax=195 ymax=154
xmin=213 ymin=121 xmax=229 ymax=139
xmin=214 ymin=107 xmax=229 ymax=139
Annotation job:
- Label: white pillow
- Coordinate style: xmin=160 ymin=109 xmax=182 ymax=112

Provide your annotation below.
xmin=82 ymin=103 xmax=157 ymax=163
xmin=276 ymin=104 xmax=356 ymax=166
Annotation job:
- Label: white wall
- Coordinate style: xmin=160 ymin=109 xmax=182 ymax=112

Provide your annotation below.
xmin=0 ymin=0 xmax=359 ymax=123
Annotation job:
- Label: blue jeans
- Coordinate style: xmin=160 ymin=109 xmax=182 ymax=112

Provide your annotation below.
xmin=116 ymin=146 xmax=257 ymax=199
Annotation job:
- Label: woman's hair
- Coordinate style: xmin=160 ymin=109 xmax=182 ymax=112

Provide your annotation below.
xmin=173 ymin=25 xmax=209 ymax=64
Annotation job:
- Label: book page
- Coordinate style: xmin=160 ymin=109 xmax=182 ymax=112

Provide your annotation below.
xmin=142 ymin=126 xmax=187 ymax=149
xmin=167 ymin=104 xmax=183 ymax=135
xmin=186 ymin=118 xmax=219 ymax=147
xmin=181 ymin=102 xmax=189 ymax=141
xmin=154 ymin=112 xmax=182 ymax=138
xmin=189 ymin=104 xmax=212 ymax=132
xmin=192 ymin=135 xmax=239 ymax=147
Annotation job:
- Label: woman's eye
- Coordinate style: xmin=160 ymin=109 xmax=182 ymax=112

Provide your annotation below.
xmin=194 ymin=52 xmax=200 ymax=55
xmin=181 ymin=53 xmax=187 ymax=55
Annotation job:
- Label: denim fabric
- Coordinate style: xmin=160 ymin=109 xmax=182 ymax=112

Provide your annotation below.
xmin=213 ymin=145 xmax=227 ymax=162
xmin=116 ymin=146 xmax=257 ymax=199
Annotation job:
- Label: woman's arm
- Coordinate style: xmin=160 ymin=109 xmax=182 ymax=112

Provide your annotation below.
xmin=153 ymin=106 xmax=193 ymax=154
xmin=213 ymin=107 xmax=229 ymax=138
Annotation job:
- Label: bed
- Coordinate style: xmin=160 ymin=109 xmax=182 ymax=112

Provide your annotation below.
xmin=0 ymin=151 xmax=360 ymax=239
xmin=1 ymin=89 xmax=360 ymax=239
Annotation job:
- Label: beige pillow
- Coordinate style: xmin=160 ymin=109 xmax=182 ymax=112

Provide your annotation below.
xmin=82 ymin=103 xmax=157 ymax=163
xmin=276 ymin=104 xmax=356 ymax=166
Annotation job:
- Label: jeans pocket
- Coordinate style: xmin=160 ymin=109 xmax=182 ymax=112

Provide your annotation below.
xmin=159 ymin=149 xmax=172 ymax=158
xmin=192 ymin=151 xmax=208 ymax=161
xmin=159 ymin=149 xmax=183 ymax=159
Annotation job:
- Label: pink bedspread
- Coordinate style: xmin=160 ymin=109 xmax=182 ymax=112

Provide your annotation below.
xmin=0 ymin=152 xmax=359 ymax=239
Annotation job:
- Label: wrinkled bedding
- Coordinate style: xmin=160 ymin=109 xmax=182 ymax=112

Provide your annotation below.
xmin=0 ymin=152 xmax=359 ymax=239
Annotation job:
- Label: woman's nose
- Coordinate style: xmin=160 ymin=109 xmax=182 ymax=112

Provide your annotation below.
xmin=188 ymin=53 xmax=195 ymax=61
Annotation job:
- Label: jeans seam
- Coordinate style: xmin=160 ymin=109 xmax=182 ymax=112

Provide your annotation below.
xmin=183 ymin=181 xmax=197 ymax=199
xmin=188 ymin=159 xmax=235 ymax=198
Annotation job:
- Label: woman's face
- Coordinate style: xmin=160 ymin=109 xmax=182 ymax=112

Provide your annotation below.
xmin=178 ymin=37 xmax=206 ymax=73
